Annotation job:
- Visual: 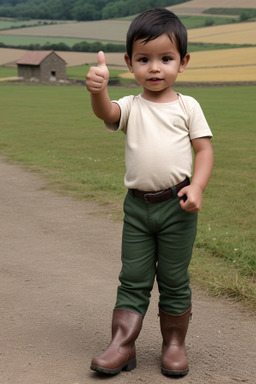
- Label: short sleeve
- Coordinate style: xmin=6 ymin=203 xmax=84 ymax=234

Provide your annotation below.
xmin=104 ymin=95 xmax=135 ymax=133
xmin=187 ymin=99 xmax=213 ymax=140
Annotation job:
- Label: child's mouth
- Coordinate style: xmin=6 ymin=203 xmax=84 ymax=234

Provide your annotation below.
xmin=148 ymin=77 xmax=162 ymax=84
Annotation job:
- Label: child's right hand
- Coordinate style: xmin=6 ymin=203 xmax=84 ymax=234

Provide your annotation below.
xmin=86 ymin=51 xmax=109 ymax=94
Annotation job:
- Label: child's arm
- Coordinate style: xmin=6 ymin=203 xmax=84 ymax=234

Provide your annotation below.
xmin=178 ymin=137 xmax=214 ymax=213
xmin=86 ymin=51 xmax=121 ymax=123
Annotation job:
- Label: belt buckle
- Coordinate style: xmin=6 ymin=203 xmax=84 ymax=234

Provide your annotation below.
xmin=144 ymin=193 xmax=152 ymax=203
xmin=144 ymin=190 xmax=163 ymax=203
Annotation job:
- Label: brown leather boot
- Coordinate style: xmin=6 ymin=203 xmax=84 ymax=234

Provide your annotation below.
xmin=90 ymin=308 xmax=143 ymax=375
xmin=159 ymin=306 xmax=191 ymax=376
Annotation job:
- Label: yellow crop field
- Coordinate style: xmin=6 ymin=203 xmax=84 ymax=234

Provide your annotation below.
xmin=180 ymin=46 xmax=256 ymax=82
xmin=188 ymin=22 xmax=256 ymax=45
xmin=187 ymin=47 xmax=256 ymax=68
xmin=120 ymin=47 xmax=256 ymax=82
xmin=178 ymin=64 xmax=256 ymax=82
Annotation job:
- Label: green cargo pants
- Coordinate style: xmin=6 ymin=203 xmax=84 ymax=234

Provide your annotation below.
xmin=115 ymin=189 xmax=198 ymax=316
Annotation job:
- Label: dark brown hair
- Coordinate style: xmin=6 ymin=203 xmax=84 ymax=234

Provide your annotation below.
xmin=126 ymin=8 xmax=188 ymax=61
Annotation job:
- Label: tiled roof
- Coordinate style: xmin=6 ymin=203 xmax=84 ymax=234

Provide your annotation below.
xmin=16 ymin=51 xmax=64 ymax=65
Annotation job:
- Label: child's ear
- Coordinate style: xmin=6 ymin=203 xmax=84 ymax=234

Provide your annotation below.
xmin=124 ymin=54 xmax=134 ymax=73
xmin=179 ymin=53 xmax=190 ymax=73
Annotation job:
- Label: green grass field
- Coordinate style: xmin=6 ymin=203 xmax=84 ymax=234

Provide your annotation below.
xmin=0 ymin=84 xmax=255 ymax=308
xmin=0 ymin=34 xmax=86 ymax=47
xmin=0 ymin=20 xmax=44 ymax=30
xmin=0 ymin=66 xmax=17 ymax=77
xmin=179 ymin=15 xmax=237 ymax=28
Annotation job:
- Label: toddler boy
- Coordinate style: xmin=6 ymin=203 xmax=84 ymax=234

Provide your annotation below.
xmin=86 ymin=8 xmax=214 ymax=377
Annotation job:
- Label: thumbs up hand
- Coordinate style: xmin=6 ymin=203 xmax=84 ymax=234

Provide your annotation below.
xmin=86 ymin=51 xmax=110 ymax=94
xmin=97 ymin=50 xmax=107 ymax=68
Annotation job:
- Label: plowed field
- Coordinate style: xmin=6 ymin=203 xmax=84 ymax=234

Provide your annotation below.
xmin=0 ymin=20 xmax=129 ymax=43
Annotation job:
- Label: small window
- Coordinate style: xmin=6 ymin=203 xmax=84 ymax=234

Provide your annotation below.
xmin=50 ymin=71 xmax=56 ymax=82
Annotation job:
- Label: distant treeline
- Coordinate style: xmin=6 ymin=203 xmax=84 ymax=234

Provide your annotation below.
xmin=0 ymin=40 xmax=126 ymax=52
xmin=0 ymin=0 xmax=190 ymax=21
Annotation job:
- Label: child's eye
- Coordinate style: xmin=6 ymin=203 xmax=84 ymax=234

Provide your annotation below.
xmin=138 ymin=57 xmax=148 ymax=63
xmin=162 ymin=56 xmax=172 ymax=63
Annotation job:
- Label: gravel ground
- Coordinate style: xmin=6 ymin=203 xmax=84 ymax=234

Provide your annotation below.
xmin=0 ymin=157 xmax=255 ymax=384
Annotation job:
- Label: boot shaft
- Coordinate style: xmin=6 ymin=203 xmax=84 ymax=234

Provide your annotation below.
xmin=111 ymin=308 xmax=143 ymax=345
xmin=91 ymin=308 xmax=143 ymax=375
xmin=159 ymin=306 xmax=191 ymax=376
xmin=159 ymin=306 xmax=191 ymax=346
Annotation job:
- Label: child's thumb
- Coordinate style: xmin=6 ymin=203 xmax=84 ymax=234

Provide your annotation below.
xmin=97 ymin=50 xmax=106 ymax=67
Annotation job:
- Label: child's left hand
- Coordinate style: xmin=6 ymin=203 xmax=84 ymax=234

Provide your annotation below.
xmin=178 ymin=184 xmax=203 ymax=213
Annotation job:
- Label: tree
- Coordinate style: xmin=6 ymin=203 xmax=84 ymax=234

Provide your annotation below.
xmin=0 ymin=0 xmax=192 ymax=21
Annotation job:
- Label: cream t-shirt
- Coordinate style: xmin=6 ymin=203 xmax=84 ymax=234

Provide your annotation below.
xmin=105 ymin=93 xmax=212 ymax=191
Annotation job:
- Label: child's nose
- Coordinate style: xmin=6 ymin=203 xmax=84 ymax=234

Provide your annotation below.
xmin=149 ymin=60 xmax=160 ymax=72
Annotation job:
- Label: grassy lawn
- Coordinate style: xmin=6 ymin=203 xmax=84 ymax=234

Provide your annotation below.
xmin=0 ymin=84 xmax=255 ymax=309
xmin=0 ymin=66 xmax=125 ymax=79
xmin=0 ymin=66 xmax=17 ymax=77
xmin=180 ymin=15 xmax=237 ymax=29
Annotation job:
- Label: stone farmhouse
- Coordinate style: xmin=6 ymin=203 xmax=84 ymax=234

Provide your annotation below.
xmin=16 ymin=51 xmax=66 ymax=83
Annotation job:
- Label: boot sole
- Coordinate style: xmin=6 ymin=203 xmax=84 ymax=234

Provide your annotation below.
xmin=90 ymin=358 xmax=136 ymax=375
xmin=161 ymin=366 xmax=189 ymax=377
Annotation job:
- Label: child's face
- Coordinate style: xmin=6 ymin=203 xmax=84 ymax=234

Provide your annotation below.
xmin=125 ymin=33 xmax=189 ymax=101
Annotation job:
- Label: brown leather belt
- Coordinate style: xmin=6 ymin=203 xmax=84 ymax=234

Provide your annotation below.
xmin=132 ymin=178 xmax=189 ymax=203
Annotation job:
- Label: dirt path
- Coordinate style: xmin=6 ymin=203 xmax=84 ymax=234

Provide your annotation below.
xmin=0 ymin=157 xmax=255 ymax=384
